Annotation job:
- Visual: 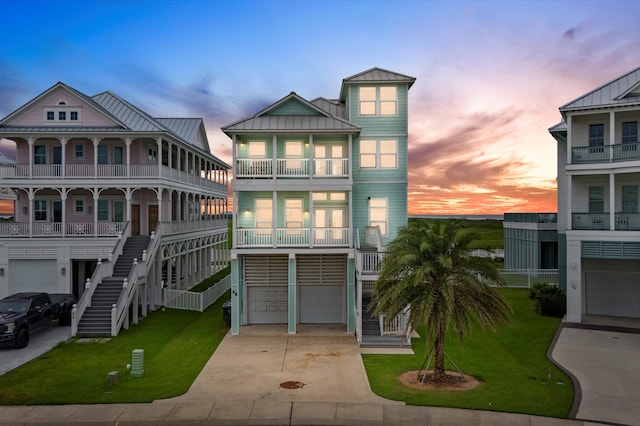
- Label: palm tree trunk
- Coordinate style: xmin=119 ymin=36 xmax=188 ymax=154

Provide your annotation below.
xmin=432 ymin=320 xmax=447 ymax=382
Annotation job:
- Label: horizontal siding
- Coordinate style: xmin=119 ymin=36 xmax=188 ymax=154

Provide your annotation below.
xmin=346 ymin=84 xmax=410 ymax=134
xmin=572 ymin=176 xmax=609 ymax=212
xmin=352 ymin=135 xmax=407 ymax=182
xmin=352 ymin=182 xmax=407 ymax=245
xmin=570 ymin=113 xmax=610 ymax=146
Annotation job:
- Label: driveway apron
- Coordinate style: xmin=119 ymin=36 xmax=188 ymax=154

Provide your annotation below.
xmin=552 ymin=326 xmax=640 ymax=426
xmin=164 ymin=324 xmax=400 ymax=405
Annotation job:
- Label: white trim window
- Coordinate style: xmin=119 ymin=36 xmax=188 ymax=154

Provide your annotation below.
xmin=74 ymin=144 xmax=85 ymax=159
xmin=359 ymin=86 xmax=397 ymax=116
xmin=148 ymin=145 xmax=158 ymax=162
xmin=360 ymin=139 xmax=397 ymax=168
xmin=255 ymin=198 xmax=273 ymax=230
xmin=34 ymin=200 xmax=47 ymax=221
xmin=73 ymin=197 xmax=86 ymax=215
xmin=369 ymin=197 xmax=388 ymax=236
xmin=43 ymin=106 xmax=81 ymax=124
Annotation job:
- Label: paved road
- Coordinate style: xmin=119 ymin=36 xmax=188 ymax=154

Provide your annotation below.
xmin=0 ymin=325 xmax=71 ymax=376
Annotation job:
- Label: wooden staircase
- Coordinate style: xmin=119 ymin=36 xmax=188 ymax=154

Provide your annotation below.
xmin=77 ymin=236 xmax=150 ymax=336
xmin=360 ymin=293 xmax=410 ymax=348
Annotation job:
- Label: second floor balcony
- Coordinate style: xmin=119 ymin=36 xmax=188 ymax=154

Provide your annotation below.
xmin=572 ymin=142 xmax=640 ymax=164
xmin=572 ymin=212 xmax=640 ymax=231
xmin=236 ymin=227 xmax=351 ymax=248
xmin=236 ymin=158 xmax=349 ymax=179
xmin=0 ymin=163 xmax=226 ymax=193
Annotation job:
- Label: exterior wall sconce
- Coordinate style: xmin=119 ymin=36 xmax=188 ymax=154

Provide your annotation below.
xmin=61 ymin=267 xmax=66 ymax=276
xmin=22 ymin=206 xmax=28 ymax=215
xmin=245 ymin=209 xmax=250 ymax=213
xmin=0 ymin=268 xmax=4 ymax=276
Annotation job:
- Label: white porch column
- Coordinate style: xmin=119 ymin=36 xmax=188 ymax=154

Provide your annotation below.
xmin=92 ymin=137 xmax=100 ymax=178
xmin=60 ymin=137 xmax=67 ymax=177
xmin=309 ymin=135 xmax=314 ymax=179
xmin=93 ymin=189 xmax=99 ymax=237
xmin=125 ymin=137 xmax=132 ymax=179
xmin=609 ymin=173 xmax=616 ymax=231
xmin=609 ymin=111 xmax=615 ymax=162
xmin=28 ymin=137 xmax=34 ymax=178
xmin=156 ymin=137 xmax=162 ymax=177
xmin=61 ymin=192 xmax=67 ymax=238
xmin=566 ymin=115 xmax=572 ymax=165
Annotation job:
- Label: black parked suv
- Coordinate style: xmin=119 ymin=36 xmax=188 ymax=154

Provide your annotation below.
xmin=0 ymin=292 xmax=75 ymax=349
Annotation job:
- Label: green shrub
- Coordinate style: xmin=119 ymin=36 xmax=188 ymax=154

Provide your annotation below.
xmin=530 ymin=283 xmax=566 ymax=317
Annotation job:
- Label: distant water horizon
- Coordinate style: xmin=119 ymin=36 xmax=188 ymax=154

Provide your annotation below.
xmin=410 ymin=214 xmax=503 ymax=221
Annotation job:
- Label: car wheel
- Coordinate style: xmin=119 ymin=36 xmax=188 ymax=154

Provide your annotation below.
xmin=14 ymin=328 xmax=29 ymax=349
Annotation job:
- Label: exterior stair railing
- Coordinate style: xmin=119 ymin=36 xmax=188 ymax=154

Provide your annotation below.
xmin=71 ymin=222 xmax=130 ymax=336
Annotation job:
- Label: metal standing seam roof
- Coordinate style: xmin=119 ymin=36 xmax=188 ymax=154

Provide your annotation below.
xmin=339 ymin=67 xmax=416 ymax=100
xmin=156 ymin=118 xmax=208 ymax=152
xmin=92 ymin=91 xmax=166 ymax=133
xmin=222 ymin=91 xmax=360 ymax=134
xmin=560 ymin=66 xmax=640 ymax=112
xmin=222 ymin=115 xmax=360 ymax=133
xmin=310 ymin=98 xmax=347 ymax=119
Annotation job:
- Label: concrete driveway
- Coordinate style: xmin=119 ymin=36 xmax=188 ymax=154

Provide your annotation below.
xmin=551 ymin=325 xmax=640 ymax=426
xmin=165 ymin=324 xmax=401 ymax=405
xmin=0 ymin=325 xmax=71 ymax=376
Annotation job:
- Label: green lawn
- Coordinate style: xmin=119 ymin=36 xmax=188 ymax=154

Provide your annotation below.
xmin=0 ymin=291 xmax=230 ymax=405
xmin=410 ymin=218 xmax=504 ymax=250
xmin=363 ymin=288 xmax=573 ymax=418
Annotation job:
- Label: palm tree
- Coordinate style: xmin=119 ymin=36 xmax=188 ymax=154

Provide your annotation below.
xmin=371 ymin=219 xmax=512 ymax=383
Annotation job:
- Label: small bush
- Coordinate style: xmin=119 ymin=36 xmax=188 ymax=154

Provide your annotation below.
xmin=530 ymin=283 xmax=566 ymax=317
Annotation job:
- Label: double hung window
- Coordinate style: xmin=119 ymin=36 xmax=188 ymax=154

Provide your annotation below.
xmin=360 ymin=139 xmax=397 ymax=168
xmin=359 ymin=86 xmax=397 ymax=116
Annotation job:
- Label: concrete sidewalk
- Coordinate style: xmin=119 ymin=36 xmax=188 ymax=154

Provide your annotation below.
xmin=0 ymin=324 xmax=623 ymax=425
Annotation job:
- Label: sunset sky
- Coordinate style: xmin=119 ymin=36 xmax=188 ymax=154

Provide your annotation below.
xmin=1 ymin=0 xmax=639 ymax=215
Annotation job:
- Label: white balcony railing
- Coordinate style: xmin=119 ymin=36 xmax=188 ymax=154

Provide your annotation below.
xmin=0 ymin=163 xmax=226 ymax=192
xmin=236 ymin=227 xmax=351 ymax=248
xmin=236 ymin=158 xmax=349 ymax=178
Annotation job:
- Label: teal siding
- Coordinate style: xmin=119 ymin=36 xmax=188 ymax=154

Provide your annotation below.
xmin=236 ymin=138 xmax=272 ymax=158
xmin=581 ymin=241 xmax=640 ymax=259
xmin=237 ymin=191 xmax=272 ymax=228
xmin=269 ymin=100 xmax=319 ymax=115
xmin=352 ymin=135 xmax=407 ymax=182
xmin=352 ymin=182 xmax=407 ymax=245
xmin=346 ymin=84 xmax=410 ymax=133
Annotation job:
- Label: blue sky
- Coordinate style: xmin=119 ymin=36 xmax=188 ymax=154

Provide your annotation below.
xmin=1 ymin=0 xmax=639 ymax=214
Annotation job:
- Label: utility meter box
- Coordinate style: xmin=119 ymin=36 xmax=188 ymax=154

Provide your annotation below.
xmin=131 ymin=349 xmax=144 ymax=377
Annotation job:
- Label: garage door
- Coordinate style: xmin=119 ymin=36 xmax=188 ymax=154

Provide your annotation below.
xmin=298 ymin=254 xmax=345 ymax=323
xmin=585 ymin=270 xmax=640 ymax=318
xmin=9 ymin=260 xmax=57 ymax=294
xmin=245 ymin=255 xmax=288 ymax=324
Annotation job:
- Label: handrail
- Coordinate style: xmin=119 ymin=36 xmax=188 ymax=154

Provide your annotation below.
xmin=71 ymin=257 xmax=112 ymax=336
xmin=111 ymin=222 xmax=162 ymax=336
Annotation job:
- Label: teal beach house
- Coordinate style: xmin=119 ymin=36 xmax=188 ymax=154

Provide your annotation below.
xmin=223 ymin=68 xmax=415 ymax=346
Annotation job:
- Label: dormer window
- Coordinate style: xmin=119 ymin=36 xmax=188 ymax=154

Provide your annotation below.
xmin=43 ymin=107 xmax=81 ymax=124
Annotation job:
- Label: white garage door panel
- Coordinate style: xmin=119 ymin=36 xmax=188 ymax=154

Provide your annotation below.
xmin=585 ymin=271 xmax=640 ymax=318
xmin=297 ymin=254 xmax=346 ymax=324
xmin=300 ymin=285 xmax=343 ymax=323
xmin=247 ymin=287 xmax=288 ymax=324
xmin=9 ymin=260 xmax=57 ymax=294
